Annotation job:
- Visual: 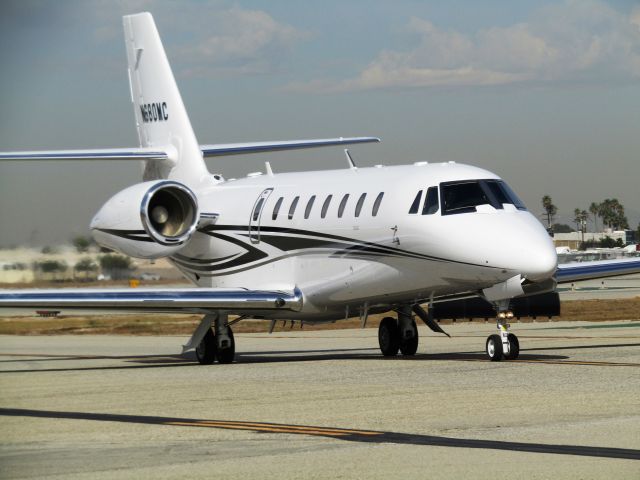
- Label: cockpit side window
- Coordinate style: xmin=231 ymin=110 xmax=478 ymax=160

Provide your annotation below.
xmin=409 ymin=191 xmax=423 ymax=214
xmin=422 ymin=187 xmax=439 ymax=215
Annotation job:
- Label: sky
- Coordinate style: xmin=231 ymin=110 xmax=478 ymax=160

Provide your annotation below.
xmin=0 ymin=0 xmax=639 ymax=247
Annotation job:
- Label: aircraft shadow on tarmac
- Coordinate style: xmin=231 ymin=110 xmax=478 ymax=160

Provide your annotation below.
xmin=0 ymin=407 xmax=638 ymax=461
xmin=3 ymin=341 xmax=640 ymax=373
xmin=0 ymin=348 xmax=574 ymax=373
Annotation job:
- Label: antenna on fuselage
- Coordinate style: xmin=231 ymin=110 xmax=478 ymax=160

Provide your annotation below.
xmin=344 ymin=149 xmax=357 ymax=170
xmin=265 ymin=161 xmax=274 ymax=177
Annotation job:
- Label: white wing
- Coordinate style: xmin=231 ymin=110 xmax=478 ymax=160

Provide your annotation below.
xmin=555 ymin=258 xmax=640 ymax=283
xmin=0 ymin=287 xmax=302 ymax=315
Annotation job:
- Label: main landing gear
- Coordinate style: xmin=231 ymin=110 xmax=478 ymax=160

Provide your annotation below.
xmin=378 ymin=306 xmax=418 ymax=357
xmin=485 ymin=309 xmax=519 ymax=361
xmin=195 ymin=326 xmax=235 ymax=364
xmin=189 ymin=313 xmax=236 ymax=365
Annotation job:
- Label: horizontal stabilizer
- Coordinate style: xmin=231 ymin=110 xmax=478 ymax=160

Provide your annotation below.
xmin=0 ymin=148 xmax=168 ymax=161
xmin=0 ymin=287 xmax=303 ymax=314
xmin=0 ymin=137 xmax=379 ymax=162
xmin=200 ymin=136 xmax=380 ymax=157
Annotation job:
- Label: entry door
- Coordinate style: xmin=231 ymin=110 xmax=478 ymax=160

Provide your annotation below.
xmin=249 ymin=188 xmax=273 ymax=244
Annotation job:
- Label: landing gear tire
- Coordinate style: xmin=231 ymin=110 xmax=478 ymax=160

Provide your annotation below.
xmin=400 ymin=320 xmax=419 ymax=356
xmin=378 ymin=317 xmax=400 ymax=357
xmin=486 ymin=334 xmax=503 ymax=362
xmin=195 ymin=330 xmax=216 ymax=365
xmin=216 ymin=327 xmax=235 ymax=364
xmin=504 ymin=333 xmax=520 ymax=360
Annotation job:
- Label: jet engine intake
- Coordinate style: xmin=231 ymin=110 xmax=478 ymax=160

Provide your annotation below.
xmin=141 ymin=181 xmax=198 ymax=245
xmin=91 ymin=180 xmax=199 ymax=259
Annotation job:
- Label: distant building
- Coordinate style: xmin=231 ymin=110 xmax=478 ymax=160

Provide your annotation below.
xmin=553 ymin=230 xmax=635 ymax=250
xmin=0 ymin=261 xmax=34 ymax=283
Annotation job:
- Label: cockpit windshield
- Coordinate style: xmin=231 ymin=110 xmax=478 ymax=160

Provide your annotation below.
xmin=440 ymin=179 xmax=526 ymax=215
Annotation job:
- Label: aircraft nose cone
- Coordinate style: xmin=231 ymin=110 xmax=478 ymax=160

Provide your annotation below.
xmin=522 ymin=240 xmax=558 ymax=281
xmin=516 ymin=222 xmax=558 ymax=281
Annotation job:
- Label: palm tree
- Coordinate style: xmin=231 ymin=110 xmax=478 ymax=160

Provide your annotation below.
xmin=573 ymin=208 xmax=582 ymax=232
xmin=589 ymin=202 xmax=600 ymax=233
xmin=600 ymin=199 xmax=629 ymax=231
xmin=600 ymin=199 xmax=613 ymax=230
xmin=541 ymin=195 xmax=557 ymax=228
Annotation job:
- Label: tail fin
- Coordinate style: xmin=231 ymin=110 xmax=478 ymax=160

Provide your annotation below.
xmin=123 ymin=12 xmax=208 ymax=185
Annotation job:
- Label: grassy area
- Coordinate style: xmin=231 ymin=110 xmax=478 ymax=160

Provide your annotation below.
xmin=0 ymin=297 xmax=638 ymax=336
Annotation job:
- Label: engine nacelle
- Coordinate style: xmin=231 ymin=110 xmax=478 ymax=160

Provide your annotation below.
xmin=91 ymin=180 xmax=199 ymax=259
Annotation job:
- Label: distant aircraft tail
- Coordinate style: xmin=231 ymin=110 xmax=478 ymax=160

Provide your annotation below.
xmin=123 ymin=12 xmax=208 ymax=185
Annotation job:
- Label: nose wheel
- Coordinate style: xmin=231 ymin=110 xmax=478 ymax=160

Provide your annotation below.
xmin=485 ymin=310 xmax=520 ymax=361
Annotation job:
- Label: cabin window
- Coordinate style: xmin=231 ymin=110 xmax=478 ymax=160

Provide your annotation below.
xmin=409 ymin=191 xmax=423 ymax=214
xmin=304 ymin=195 xmax=316 ymax=219
xmin=272 ymin=197 xmax=284 ymax=220
xmin=338 ymin=194 xmax=349 ymax=218
xmin=372 ymin=192 xmax=384 ymax=216
xmin=355 ymin=193 xmax=367 ymax=217
xmin=252 ymin=198 xmax=265 ymax=222
xmin=321 ymin=195 xmax=332 ymax=219
xmin=288 ymin=196 xmax=300 ymax=220
xmin=422 ymin=187 xmax=439 ymax=215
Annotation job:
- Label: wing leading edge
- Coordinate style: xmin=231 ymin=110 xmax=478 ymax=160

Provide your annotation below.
xmin=556 ymin=258 xmax=640 ymax=283
xmin=200 ymin=137 xmax=380 ymax=157
xmin=0 ymin=287 xmax=303 ymax=314
xmin=0 ymin=137 xmax=379 ymax=161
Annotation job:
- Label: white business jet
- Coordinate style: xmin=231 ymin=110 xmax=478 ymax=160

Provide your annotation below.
xmin=1 ymin=13 xmax=639 ymax=363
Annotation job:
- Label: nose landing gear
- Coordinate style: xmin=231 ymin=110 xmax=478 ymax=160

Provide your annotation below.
xmin=485 ymin=308 xmax=519 ymax=361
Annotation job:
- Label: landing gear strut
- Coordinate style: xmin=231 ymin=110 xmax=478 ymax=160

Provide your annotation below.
xmin=485 ymin=306 xmax=519 ymax=361
xmin=192 ymin=312 xmax=236 ymax=365
xmin=214 ymin=313 xmax=235 ymax=364
xmin=398 ymin=306 xmax=418 ymax=355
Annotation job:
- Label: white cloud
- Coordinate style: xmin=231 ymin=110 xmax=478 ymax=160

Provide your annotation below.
xmin=87 ymin=1 xmax=309 ymax=77
xmin=288 ymin=0 xmax=640 ymax=92
xmin=173 ymin=7 xmax=310 ymax=77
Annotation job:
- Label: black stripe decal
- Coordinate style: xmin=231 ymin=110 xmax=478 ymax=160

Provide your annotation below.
xmin=172 ymin=253 xmax=239 ymax=265
xmin=189 ymin=231 xmax=268 ymax=271
xmin=200 ymin=225 xmax=500 ymax=270
xmin=96 ymin=228 xmax=154 ymax=243
xmin=253 ymin=234 xmax=339 ymax=251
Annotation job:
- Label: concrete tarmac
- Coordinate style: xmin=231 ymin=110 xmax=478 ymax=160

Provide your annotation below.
xmin=1 ymin=320 xmax=639 ymax=479
xmin=558 ymin=272 xmax=640 ymax=300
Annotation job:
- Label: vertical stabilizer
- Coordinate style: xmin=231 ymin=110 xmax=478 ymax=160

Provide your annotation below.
xmin=123 ymin=12 xmax=208 ymax=185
